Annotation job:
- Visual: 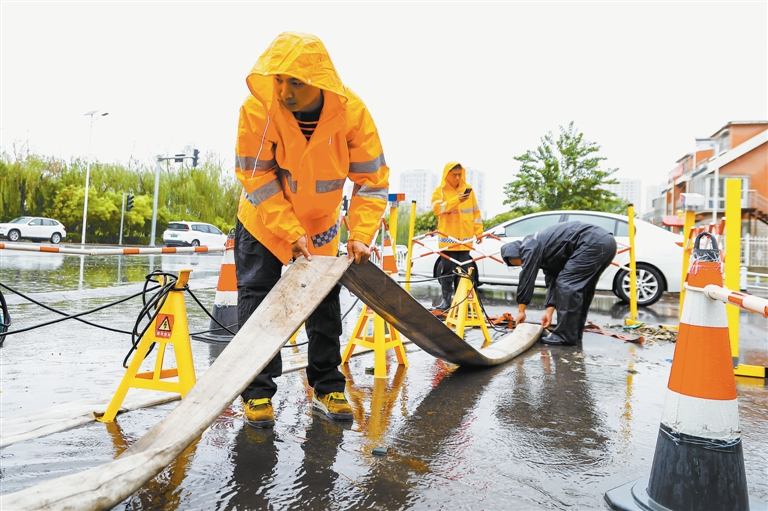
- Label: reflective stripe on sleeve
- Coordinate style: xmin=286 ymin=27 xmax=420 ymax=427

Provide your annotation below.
xmin=353 ymin=184 xmax=389 ymax=201
xmin=236 ymin=154 xmax=276 ymax=172
xmin=349 ymin=153 xmax=386 ymax=174
xmin=316 ymin=179 xmax=346 ymax=194
xmin=243 ymin=179 xmax=282 ymax=207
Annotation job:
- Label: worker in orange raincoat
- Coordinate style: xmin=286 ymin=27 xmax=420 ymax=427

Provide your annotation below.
xmin=234 ymin=32 xmax=389 ymax=428
xmin=430 ymin=161 xmax=484 ymax=311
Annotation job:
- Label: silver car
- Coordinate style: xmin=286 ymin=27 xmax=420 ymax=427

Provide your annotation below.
xmin=0 ymin=216 xmax=67 ymax=244
xmin=409 ymin=210 xmax=683 ymax=306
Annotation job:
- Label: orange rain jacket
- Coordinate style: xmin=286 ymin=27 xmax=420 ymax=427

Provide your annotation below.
xmin=431 ymin=161 xmax=483 ymax=250
xmin=235 ymin=32 xmax=389 ymax=265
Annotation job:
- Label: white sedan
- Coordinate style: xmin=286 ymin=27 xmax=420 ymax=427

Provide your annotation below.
xmin=409 ymin=210 xmax=683 ymax=306
xmin=0 ymin=216 xmax=67 ymax=244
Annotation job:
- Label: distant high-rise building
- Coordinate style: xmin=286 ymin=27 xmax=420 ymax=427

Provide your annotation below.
xmin=645 ymin=183 xmax=665 ymax=212
xmin=463 ymin=167 xmax=487 ymax=218
xmin=399 ymin=169 xmax=439 ymax=213
xmin=605 ymin=178 xmax=641 ymax=209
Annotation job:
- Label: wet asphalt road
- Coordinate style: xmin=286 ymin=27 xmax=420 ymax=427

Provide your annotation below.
xmin=1 ymin=247 xmax=767 ymax=510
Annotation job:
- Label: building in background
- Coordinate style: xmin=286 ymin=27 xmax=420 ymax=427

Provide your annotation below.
xmin=645 ymin=183 xmax=664 ymax=212
xmin=463 ymin=167 xmax=487 ymax=218
xmin=659 ymin=120 xmax=768 ymax=238
xmin=605 ymin=178 xmax=641 ymax=211
xmin=398 ymin=169 xmax=438 ymax=213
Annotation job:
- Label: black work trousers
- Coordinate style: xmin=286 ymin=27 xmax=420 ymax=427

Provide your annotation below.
xmin=234 ymin=220 xmax=345 ymax=400
xmin=438 ymin=250 xmax=476 ymax=298
xmin=551 ymin=234 xmax=617 ymax=344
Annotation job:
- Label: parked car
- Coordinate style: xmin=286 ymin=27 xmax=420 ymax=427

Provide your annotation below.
xmin=0 ymin=216 xmax=67 ymax=244
xmin=409 ymin=210 xmax=683 ymax=306
xmin=162 ymin=221 xmax=227 ymax=248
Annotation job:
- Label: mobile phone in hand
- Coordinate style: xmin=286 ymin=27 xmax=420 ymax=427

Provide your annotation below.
xmin=464 ymin=188 xmax=472 ymax=194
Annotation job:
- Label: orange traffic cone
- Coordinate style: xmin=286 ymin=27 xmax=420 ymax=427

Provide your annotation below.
xmin=192 ymin=232 xmax=238 ymax=344
xmin=605 ymin=232 xmax=752 ymax=511
xmin=381 ymin=223 xmax=399 ymax=276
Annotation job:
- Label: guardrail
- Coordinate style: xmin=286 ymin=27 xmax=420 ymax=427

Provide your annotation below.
xmin=0 ymin=242 xmax=225 ymax=256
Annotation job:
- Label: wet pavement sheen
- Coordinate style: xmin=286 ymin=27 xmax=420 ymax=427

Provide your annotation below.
xmin=1 ymin=248 xmax=767 ymax=510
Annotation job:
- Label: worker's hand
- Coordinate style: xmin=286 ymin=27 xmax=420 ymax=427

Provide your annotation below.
xmin=476 ymin=235 xmax=483 ymax=245
xmin=541 ymin=307 xmax=555 ymax=328
xmin=347 ymin=239 xmax=370 ymax=265
xmin=291 ymin=235 xmax=312 ymax=261
xmin=458 ymin=192 xmax=471 ymax=202
xmin=515 ymin=309 xmax=526 ymax=325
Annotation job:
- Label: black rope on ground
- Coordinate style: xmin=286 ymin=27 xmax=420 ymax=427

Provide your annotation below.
xmin=0 ymin=281 xmax=160 ymax=338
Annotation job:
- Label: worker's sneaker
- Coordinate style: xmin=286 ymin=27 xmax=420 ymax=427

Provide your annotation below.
xmin=312 ymin=391 xmax=353 ymax=421
xmin=540 ymin=333 xmax=575 ymax=346
xmin=243 ymin=397 xmax=275 ymax=428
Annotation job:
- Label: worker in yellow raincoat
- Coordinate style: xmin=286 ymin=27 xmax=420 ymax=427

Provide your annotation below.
xmin=431 ymin=161 xmax=484 ymax=311
xmin=234 ymin=32 xmax=389 ymax=428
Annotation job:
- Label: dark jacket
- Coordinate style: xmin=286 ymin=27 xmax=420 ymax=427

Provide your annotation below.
xmin=501 ymin=221 xmax=613 ymax=306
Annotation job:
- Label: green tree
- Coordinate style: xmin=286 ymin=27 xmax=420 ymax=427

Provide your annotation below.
xmin=503 ymin=122 xmax=623 ymax=214
xmin=414 ymin=210 xmax=437 ymax=234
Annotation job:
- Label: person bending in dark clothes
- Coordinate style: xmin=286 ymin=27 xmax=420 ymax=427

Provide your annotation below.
xmin=501 ymin=221 xmax=617 ymax=346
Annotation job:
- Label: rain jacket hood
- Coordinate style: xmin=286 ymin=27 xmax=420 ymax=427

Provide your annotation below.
xmin=431 ymin=161 xmax=483 ymax=251
xmin=246 ymin=32 xmax=349 ymax=113
xmin=439 ymin=160 xmax=468 ymax=190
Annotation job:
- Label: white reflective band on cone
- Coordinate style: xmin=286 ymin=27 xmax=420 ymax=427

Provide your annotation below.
xmin=660 ymin=389 xmax=741 ymax=440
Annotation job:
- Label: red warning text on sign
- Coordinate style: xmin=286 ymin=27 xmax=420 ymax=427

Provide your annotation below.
xmin=155 ymin=314 xmax=174 ymax=339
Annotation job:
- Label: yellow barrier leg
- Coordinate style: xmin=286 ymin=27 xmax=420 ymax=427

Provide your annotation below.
xmin=342 ymin=305 xmax=408 ymax=378
xmin=99 ymin=270 xmax=197 ymax=423
xmin=444 ymin=269 xmax=492 ymax=345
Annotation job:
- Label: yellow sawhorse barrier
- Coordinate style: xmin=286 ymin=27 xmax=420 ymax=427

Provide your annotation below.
xmin=99 ymin=269 xmax=197 ymax=423
xmin=342 ymin=305 xmax=408 ymax=378
xmin=444 ymin=268 xmax=492 ymax=346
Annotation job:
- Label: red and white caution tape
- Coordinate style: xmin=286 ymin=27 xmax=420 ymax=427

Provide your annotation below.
xmin=0 ymin=242 xmax=224 ymax=256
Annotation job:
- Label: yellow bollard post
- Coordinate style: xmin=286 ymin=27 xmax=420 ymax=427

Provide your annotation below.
xmin=389 ymin=202 xmax=399 ymax=260
xmin=679 ymin=209 xmax=696 ymax=319
xmin=342 ymin=306 xmax=408 ymax=378
xmin=627 ymin=204 xmax=638 ymax=323
xmin=725 ymin=178 xmax=741 ymax=368
xmin=405 ymin=200 xmax=417 ymax=294
xmin=443 ymin=268 xmax=492 ymax=345
xmin=99 ymin=269 xmax=197 ymax=423
xmin=725 ymin=178 xmax=765 ymax=379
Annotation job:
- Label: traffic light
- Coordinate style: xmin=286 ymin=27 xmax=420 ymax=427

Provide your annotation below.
xmin=192 ymin=149 xmax=200 ymax=168
xmin=126 ymin=194 xmax=134 ymax=212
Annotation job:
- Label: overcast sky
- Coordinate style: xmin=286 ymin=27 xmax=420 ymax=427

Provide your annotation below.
xmin=2 ymin=1 xmax=766 ymax=217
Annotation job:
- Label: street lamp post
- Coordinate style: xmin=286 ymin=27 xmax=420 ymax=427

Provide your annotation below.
xmin=81 ymin=110 xmax=109 ymax=246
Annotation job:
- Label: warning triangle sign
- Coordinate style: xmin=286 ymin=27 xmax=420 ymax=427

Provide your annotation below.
xmin=155 ymin=314 xmax=174 ymax=338
xmin=158 ymin=317 xmax=171 ymax=331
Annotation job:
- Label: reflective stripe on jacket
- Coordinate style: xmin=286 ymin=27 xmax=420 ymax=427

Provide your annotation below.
xmin=235 ymin=32 xmax=389 ymax=265
xmin=431 ymin=161 xmax=483 ymax=250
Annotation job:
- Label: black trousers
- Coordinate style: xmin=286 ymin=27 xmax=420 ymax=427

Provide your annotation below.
xmin=552 ymin=234 xmax=617 ymax=344
xmin=234 ymin=220 xmax=346 ymax=400
xmin=438 ymin=250 xmax=475 ymax=297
